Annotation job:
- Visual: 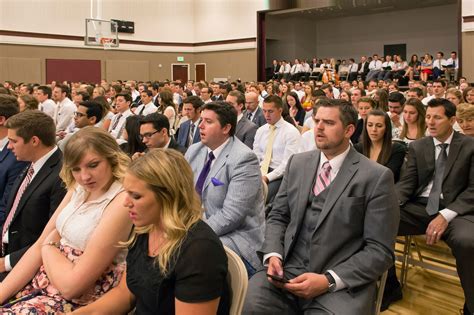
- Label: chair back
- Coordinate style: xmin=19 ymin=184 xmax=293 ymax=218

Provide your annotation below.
xmin=224 ymin=246 xmax=248 ymax=315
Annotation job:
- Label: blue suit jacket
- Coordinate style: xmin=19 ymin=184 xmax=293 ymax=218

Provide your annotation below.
xmin=0 ymin=145 xmax=29 ymax=224
xmin=185 ymin=137 xmax=265 ymax=269
xmin=177 ymin=119 xmax=201 ymax=149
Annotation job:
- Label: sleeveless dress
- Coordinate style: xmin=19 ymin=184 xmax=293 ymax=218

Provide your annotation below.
xmin=1 ymin=181 xmax=126 ymax=314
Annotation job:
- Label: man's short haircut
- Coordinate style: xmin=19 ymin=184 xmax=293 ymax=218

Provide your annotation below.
xmin=437 ymin=51 xmax=444 ymax=57
xmin=202 ymin=86 xmax=213 ymax=96
xmin=312 ymin=89 xmax=326 ymax=97
xmin=183 ymin=96 xmax=204 ymax=110
xmin=5 ymin=110 xmax=56 ymax=146
xmin=201 ymin=101 xmax=237 ymax=136
xmin=55 ymin=84 xmax=70 ymax=95
xmin=37 ymin=85 xmax=52 ymax=98
xmin=116 ymin=93 xmax=132 ymax=104
xmin=318 ymin=99 xmax=358 ymax=128
xmin=140 ymin=112 xmax=170 ymax=135
xmin=79 ymin=101 xmax=103 ymax=122
xmin=408 ymin=87 xmax=423 ymax=97
xmin=352 ymin=88 xmax=366 ymax=96
xmin=140 ymin=89 xmax=153 ymax=97
xmin=76 ymin=90 xmax=90 ymax=102
xmin=357 ymin=97 xmax=376 ymax=108
xmin=0 ymin=94 xmax=20 ymax=119
xmin=263 ymin=95 xmax=283 ymax=109
xmin=227 ymin=90 xmax=245 ymax=106
xmin=111 ymin=84 xmax=123 ymax=94
xmin=433 ymin=79 xmax=447 ymax=88
xmin=388 ymin=91 xmax=406 ymax=105
xmin=320 ymin=84 xmax=332 ymax=92
xmin=427 ymin=98 xmax=456 ymax=118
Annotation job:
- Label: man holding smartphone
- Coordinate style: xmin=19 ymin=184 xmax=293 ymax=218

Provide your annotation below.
xmin=243 ymin=100 xmax=399 ymax=314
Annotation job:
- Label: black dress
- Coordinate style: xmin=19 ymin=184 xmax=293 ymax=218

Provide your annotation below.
xmin=126 ymin=220 xmax=230 ymax=315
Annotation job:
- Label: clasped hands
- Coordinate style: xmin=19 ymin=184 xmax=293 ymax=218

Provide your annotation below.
xmin=266 ymin=256 xmax=329 ymax=300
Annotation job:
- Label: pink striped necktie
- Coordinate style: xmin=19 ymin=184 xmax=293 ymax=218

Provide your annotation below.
xmin=313 ymin=161 xmax=332 ymax=196
xmin=2 ymin=165 xmax=34 ymax=255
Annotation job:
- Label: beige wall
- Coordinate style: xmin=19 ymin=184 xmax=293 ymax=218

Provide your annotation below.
xmin=0 ymin=44 xmax=257 ymax=83
xmin=461 ymin=32 xmax=474 ymax=82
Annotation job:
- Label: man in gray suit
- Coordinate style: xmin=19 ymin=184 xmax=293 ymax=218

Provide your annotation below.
xmin=226 ymin=90 xmax=257 ymax=149
xmin=244 ymin=92 xmax=266 ymax=128
xmin=244 ymin=100 xmax=399 ymax=314
xmin=185 ymin=101 xmax=265 ymax=277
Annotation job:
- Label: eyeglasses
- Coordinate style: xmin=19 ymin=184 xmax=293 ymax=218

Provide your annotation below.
xmin=74 ymin=111 xmax=87 ymax=118
xmin=139 ymin=130 xmax=159 ymax=140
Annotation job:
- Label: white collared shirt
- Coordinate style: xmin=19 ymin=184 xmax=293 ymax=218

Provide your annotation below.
xmin=253 ymin=117 xmax=301 ymax=182
xmin=39 ymin=99 xmax=56 ymax=118
xmin=237 ymin=113 xmax=243 ymax=123
xmin=433 ymin=58 xmax=447 ymax=69
xmin=419 ymin=132 xmax=457 ymax=223
xmin=55 ymin=98 xmax=76 ymax=131
xmin=3 ymin=146 xmax=58 ymax=271
xmin=368 ymin=60 xmax=382 ymax=70
xmin=206 ymin=138 xmax=230 ymax=169
xmin=349 ymin=63 xmax=358 ymax=73
xmin=0 ymin=137 xmax=8 ymax=152
xmin=446 ymin=57 xmax=459 ymax=69
xmin=136 ymin=102 xmax=157 ymax=116
xmin=109 ymin=109 xmax=132 ymax=139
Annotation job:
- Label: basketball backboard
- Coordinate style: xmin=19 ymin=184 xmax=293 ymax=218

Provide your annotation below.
xmin=85 ymin=18 xmax=119 ymax=49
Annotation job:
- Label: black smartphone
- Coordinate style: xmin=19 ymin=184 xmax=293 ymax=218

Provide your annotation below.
xmin=267 ymin=273 xmax=289 ymax=283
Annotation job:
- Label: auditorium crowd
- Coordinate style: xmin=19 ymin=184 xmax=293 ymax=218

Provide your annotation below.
xmin=0 ymin=68 xmax=473 ymax=314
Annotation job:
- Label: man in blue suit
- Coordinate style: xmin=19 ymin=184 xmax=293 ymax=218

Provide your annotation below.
xmin=0 ymin=95 xmax=28 ymax=225
xmin=185 ymin=101 xmax=265 ymax=277
xmin=177 ymin=96 xmax=203 ymax=150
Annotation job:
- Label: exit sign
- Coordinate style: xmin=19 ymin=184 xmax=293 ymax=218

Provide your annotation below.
xmin=177 ymin=56 xmax=184 ymax=62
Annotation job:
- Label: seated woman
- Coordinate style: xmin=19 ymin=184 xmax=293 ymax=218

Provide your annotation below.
xmin=74 ymin=149 xmax=229 ymax=315
xmin=420 ymin=53 xmax=433 ymax=82
xmin=0 ymin=127 xmax=132 ymax=313
xmin=354 ymin=110 xmax=406 ymax=182
xmin=456 ymin=103 xmax=474 ymax=137
xmin=157 ymin=89 xmax=177 ymax=135
xmin=398 ymin=98 xmax=426 ymax=144
xmin=120 ymin=115 xmax=147 ymax=157
xmin=351 ymin=97 xmax=376 ymax=144
xmin=405 ymin=54 xmax=421 ymax=80
xmin=286 ymin=92 xmax=305 ymax=127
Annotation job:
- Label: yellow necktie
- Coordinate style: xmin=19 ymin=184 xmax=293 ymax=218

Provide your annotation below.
xmin=260 ymin=125 xmax=276 ymax=175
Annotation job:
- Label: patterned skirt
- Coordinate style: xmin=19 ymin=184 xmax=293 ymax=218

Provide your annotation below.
xmin=1 ymin=244 xmax=125 ymax=314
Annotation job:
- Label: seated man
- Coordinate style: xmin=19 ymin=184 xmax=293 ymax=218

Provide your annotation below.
xmin=0 ymin=95 xmax=28 ymax=225
xmin=1 ymin=110 xmax=66 ymax=280
xmin=226 ymin=90 xmax=257 ymax=149
xmin=57 ymin=101 xmax=103 ymax=151
xmin=135 ymin=112 xmax=185 ymax=158
xmin=244 ymin=100 xmax=399 ymax=314
xmin=253 ymin=95 xmax=301 ymax=203
xmin=383 ymin=99 xmax=474 ymax=314
xmin=177 ymin=96 xmax=203 ymax=150
xmin=387 ymin=92 xmax=405 ymax=140
xmin=444 ymin=51 xmax=459 ymax=82
xmin=108 ymin=93 xmax=133 ymax=142
xmin=185 ymin=101 xmax=265 ymax=277
xmin=365 ymin=54 xmax=382 ymax=82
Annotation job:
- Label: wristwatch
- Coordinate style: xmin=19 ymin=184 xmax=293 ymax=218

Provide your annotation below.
xmin=324 ymin=272 xmax=337 ymax=293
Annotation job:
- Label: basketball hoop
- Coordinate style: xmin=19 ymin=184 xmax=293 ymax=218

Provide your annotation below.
xmin=100 ymin=37 xmax=114 ymax=50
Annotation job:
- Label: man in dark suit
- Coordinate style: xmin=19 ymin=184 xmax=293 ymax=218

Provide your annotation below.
xmin=1 ymin=110 xmax=66 ymax=280
xmin=177 ymin=96 xmax=203 ymax=150
xmin=383 ymin=98 xmax=474 ymax=314
xmin=244 ymin=100 xmax=399 ymax=314
xmin=226 ymin=90 xmax=257 ymax=149
xmin=134 ymin=113 xmax=185 ymax=159
xmin=244 ymin=91 xmax=266 ymax=128
xmin=0 ymin=95 xmax=28 ymax=225
xmin=358 ymin=55 xmax=370 ymax=81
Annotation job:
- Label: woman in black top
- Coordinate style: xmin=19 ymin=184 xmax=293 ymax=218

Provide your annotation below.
xmin=119 ymin=115 xmax=147 ymax=157
xmin=405 ymin=54 xmax=421 ymax=80
xmin=286 ymin=92 xmax=305 ymax=127
xmin=354 ymin=109 xmax=406 ymax=182
xmin=75 ymin=149 xmax=229 ymax=315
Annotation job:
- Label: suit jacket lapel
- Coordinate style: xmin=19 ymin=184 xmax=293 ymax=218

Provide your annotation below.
xmin=443 ymin=132 xmax=462 ymax=181
xmin=314 ymin=148 xmax=359 ymax=232
xmin=12 ymin=150 xmax=60 ymax=222
xmin=236 ymin=118 xmax=243 ymax=135
xmin=5 ymin=165 xmax=29 ymax=211
xmin=0 ymin=146 xmax=10 ymax=162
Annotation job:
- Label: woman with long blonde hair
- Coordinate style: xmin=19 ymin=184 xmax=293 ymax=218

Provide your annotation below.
xmin=74 ymin=149 xmax=229 ymax=315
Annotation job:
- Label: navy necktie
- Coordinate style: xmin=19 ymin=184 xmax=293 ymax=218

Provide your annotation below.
xmin=195 ymin=151 xmax=215 ymax=197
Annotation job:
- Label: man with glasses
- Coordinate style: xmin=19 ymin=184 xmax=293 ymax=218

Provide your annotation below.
xmin=134 ymin=113 xmax=185 ymax=160
xmin=57 ymin=101 xmax=103 ymax=151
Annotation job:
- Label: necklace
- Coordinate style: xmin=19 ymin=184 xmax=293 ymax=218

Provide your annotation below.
xmin=148 ymin=229 xmax=165 ymax=257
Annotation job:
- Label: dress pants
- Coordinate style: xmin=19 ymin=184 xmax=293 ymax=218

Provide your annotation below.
xmin=387 ymin=199 xmax=474 ymax=311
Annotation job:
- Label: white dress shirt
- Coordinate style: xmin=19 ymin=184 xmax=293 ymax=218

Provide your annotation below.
xmin=39 ymin=99 xmax=56 ymax=118
xmin=55 ymin=98 xmax=76 ymax=131
xmin=349 ymin=63 xmax=358 ymax=73
xmin=135 ymin=102 xmax=157 ymax=116
xmin=419 ymin=132 xmax=458 ymax=223
xmin=368 ymin=60 xmax=382 ymax=70
xmin=253 ymin=117 xmax=301 ymax=182
xmin=299 ymin=128 xmax=316 ymax=153
xmin=3 ymin=146 xmax=58 ymax=271
xmin=446 ymin=58 xmax=459 ymax=69
xmin=109 ymin=109 xmax=133 ymax=140
xmin=433 ymin=58 xmax=447 ymax=69
xmin=0 ymin=137 xmax=8 ymax=151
